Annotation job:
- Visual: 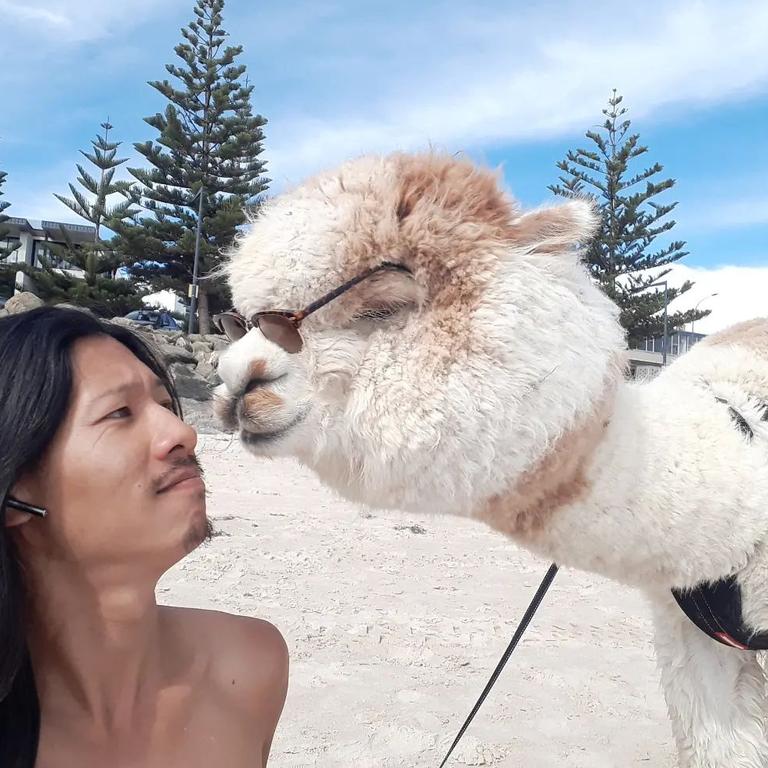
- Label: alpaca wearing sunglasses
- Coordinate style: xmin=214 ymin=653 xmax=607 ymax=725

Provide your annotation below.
xmin=214 ymin=152 xmax=768 ymax=768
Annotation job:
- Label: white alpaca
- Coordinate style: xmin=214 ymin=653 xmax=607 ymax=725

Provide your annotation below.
xmin=214 ymin=152 xmax=768 ymax=767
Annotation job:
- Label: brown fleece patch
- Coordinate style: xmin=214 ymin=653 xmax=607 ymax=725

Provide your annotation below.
xmin=699 ymin=318 xmax=768 ymax=356
xmin=386 ymin=153 xmax=521 ymax=349
xmin=507 ymin=202 xmax=598 ymax=254
xmin=213 ymin=393 xmax=238 ymax=433
xmin=477 ymin=390 xmax=615 ymax=541
xmin=241 ymin=389 xmax=284 ymax=421
xmin=394 ymin=153 xmax=517 ymax=237
xmin=248 ymin=358 xmax=269 ymax=382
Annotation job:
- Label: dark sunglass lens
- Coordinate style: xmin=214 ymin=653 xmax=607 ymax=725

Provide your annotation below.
xmin=217 ymin=315 xmax=247 ymax=341
xmin=257 ymin=314 xmax=303 ymax=353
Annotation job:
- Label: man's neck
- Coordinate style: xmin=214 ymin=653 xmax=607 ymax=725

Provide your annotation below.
xmin=26 ymin=559 xmax=169 ymax=735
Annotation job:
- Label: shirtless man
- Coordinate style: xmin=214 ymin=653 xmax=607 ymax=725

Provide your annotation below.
xmin=0 ymin=307 xmax=288 ymax=768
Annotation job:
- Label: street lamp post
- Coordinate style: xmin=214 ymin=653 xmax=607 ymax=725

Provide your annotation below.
xmin=691 ymin=293 xmax=718 ymax=335
xmin=649 ymin=281 xmax=669 ymax=366
xmin=187 ymin=186 xmax=205 ymax=335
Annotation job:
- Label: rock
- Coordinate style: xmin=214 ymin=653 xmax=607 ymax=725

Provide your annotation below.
xmin=5 ymin=292 xmax=44 ymax=314
xmin=169 ymin=363 xmax=211 ymax=401
xmin=175 ymin=336 xmax=193 ymax=351
xmin=155 ymin=341 xmax=197 ymax=366
xmin=206 ymin=369 xmax=222 ymax=387
xmin=192 ymin=341 xmax=211 ymax=358
xmin=196 ymin=361 xmax=215 ymax=379
xmin=0 ymin=308 xmax=8 ymax=319
xmin=209 ymin=337 xmax=229 ymax=352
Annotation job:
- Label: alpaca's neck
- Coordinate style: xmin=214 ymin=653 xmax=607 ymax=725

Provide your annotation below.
xmin=479 ymin=377 xmax=768 ymax=590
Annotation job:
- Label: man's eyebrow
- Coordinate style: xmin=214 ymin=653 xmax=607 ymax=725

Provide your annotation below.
xmin=87 ymin=378 xmax=168 ymax=404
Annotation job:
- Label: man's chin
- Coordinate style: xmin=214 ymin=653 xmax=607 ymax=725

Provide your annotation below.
xmin=183 ymin=516 xmax=214 ymax=554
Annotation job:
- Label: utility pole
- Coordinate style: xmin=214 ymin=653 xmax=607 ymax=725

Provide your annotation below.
xmin=187 ymin=186 xmax=204 ymax=335
xmin=649 ymin=281 xmax=669 ymax=366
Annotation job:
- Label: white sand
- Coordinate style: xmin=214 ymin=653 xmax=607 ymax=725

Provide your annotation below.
xmin=160 ymin=435 xmax=676 ymax=767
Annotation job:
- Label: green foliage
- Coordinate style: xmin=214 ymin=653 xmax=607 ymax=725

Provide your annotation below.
xmin=0 ymin=171 xmax=21 ymax=262
xmin=28 ymin=228 xmax=147 ymax=317
xmin=36 ymin=122 xmax=145 ymax=316
xmin=54 ymin=121 xmax=137 ymax=240
xmin=550 ymin=90 xmax=707 ymax=345
xmin=112 ymin=0 xmax=269 ymax=333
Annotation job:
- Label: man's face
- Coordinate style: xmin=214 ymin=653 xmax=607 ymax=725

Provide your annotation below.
xmin=14 ymin=335 xmax=209 ymax=573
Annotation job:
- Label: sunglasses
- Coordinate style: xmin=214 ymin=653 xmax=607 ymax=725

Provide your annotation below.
xmin=212 ymin=262 xmax=411 ymax=353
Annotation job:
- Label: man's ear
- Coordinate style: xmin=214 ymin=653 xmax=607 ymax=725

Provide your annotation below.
xmin=5 ymin=505 xmax=33 ymax=528
xmin=5 ymin=476 xmax=41 ymax=528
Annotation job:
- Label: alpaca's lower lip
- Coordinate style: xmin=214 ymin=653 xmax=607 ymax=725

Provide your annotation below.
xmin=240 ymin=426 xmax=289 ymax=445
xmin=239 ymin=411 xmax=307 ymax=445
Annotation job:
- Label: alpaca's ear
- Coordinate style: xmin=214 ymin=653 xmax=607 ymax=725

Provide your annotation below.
xmin=509 ymin=199 xmax=598 ymax=254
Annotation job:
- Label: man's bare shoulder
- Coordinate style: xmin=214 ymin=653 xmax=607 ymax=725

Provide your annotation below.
xmin=162 ymin=606 xmax=289 ymax=717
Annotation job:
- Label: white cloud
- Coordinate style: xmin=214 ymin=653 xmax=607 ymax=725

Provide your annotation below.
xmin=263 ymin=0 xmax=768 ymax=185
xmin=0 ymin=1 xmax=68 ymax=27
xmin=666 ymin=263 xmax=768 ymax=334
xmin=682 ymin=194 xmax=768 ymax=233
xmin=0 ymin=0 xmax=184 ymax=42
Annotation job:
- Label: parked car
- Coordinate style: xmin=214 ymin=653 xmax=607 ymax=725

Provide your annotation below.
xmin=124 ymin=309 xmax=182 ymax=331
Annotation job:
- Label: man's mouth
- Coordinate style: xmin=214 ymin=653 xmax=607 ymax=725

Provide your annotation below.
xmin=156 ymin=462 xmax=206 ymax=494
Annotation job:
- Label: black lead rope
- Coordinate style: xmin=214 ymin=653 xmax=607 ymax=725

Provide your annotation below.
xmin=438 ymin=563 xmax=560 ymax=768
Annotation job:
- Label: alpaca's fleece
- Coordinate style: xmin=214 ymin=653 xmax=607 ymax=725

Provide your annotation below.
xmin=217 ymin=152 xmax=624 ymax=519
xmin=217 ymin=152 xmax=768 ymax=767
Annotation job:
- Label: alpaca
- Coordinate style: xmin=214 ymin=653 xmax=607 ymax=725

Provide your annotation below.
xmin=214 ymin=152 xmax=768 ymax=767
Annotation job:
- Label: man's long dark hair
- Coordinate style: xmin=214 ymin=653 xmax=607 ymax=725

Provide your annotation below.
xmin=0 ymin=307 xmax=181 ymax=768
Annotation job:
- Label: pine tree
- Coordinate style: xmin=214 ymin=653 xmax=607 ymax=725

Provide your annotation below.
xmin=26 ymin=225 xmax=146 ymax=317
xmin=550 ymin=90 xmax=706 ymax=346
xmin=112 ymin=0 xmax=269 ymax=333
xmin=0 ymin=171 xmax=21 ymax=261
xmin=31 ymin=121 xmax=146 ymax=316
xmin=54 ymin=121 xmax=137 ymax=241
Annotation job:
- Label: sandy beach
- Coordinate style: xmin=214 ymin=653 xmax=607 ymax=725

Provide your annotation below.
xmin=160 ymin=434 xmax=677 ymax=767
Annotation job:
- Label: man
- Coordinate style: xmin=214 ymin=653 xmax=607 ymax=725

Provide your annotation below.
xmin=0 ymin=307 xmax=288 ymax=768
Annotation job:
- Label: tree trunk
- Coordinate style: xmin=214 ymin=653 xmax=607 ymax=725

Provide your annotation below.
xmin=197 ymin=286 xmax=211 ymax=335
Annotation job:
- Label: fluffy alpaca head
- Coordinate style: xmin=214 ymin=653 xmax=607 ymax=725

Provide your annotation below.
xmin=216 ymin=152 xmax=626 ymax=517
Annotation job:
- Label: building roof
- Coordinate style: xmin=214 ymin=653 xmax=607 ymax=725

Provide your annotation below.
xmin=4 ymin=217 xmax=96 ymax=245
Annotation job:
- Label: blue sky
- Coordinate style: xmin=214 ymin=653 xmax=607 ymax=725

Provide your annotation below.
xmin=1 ymin=0 xmax=766 ymax=329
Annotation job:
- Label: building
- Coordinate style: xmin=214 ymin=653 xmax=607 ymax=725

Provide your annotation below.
xmin=0 ymin=217 xmax=95 ymax=277
xmin=628 ymin=330 xmax=707 ymax=379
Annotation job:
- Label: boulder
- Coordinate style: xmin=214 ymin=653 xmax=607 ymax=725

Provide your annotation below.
xmin=169 ymin=363 xmax=211 ymax=401
xmin=208 ymin=337 xmax=230 ymax=352
xmin=191 ymin=341 xmax=211 ymax=359
xmin=155 ymin=341 xmax=197 ymax=366
xmin=5 ymin=292 xmax=44 ymax=315
xmin=195 ymin=361 xmax=215 ymax=379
